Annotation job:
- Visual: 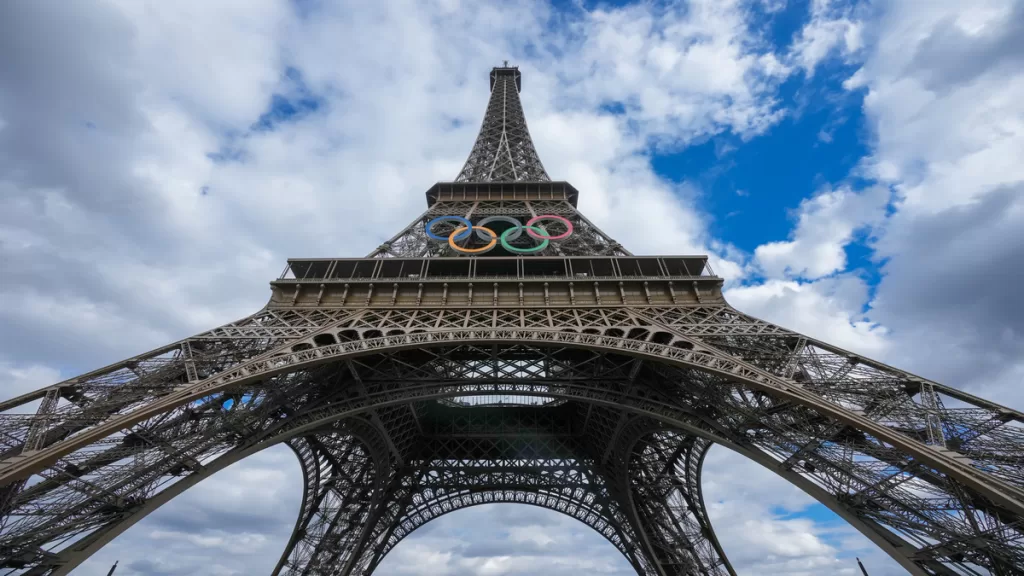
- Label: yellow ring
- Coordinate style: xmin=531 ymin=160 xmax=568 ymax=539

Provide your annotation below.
xmin=448 ymin=226 xmax=497 ymax=253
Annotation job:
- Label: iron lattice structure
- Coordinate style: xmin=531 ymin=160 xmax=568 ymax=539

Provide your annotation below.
xmin=1 ymin=65 xmax=1023 ymax=576
xmin=455 ymin=66 xmax=549 ymax=183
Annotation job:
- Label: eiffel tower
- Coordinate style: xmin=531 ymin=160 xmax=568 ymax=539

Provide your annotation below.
xmin=1 ymin=64 xmax=1023 ymax=576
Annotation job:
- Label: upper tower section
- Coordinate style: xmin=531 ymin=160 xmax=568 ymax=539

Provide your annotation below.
xmin=455 ymin=64 xmax=550 ymax=183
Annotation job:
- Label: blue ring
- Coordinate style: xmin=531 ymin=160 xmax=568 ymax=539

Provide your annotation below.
xmin=425 ymin=216 xmax=472 ymax=241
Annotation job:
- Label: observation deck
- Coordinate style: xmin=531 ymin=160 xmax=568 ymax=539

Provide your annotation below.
xmin=271 ymin=254 xmax=723 ymax=308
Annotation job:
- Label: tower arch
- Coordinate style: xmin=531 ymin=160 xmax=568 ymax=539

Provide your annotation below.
xmin=3 ymin=333 xmax=1021 ymax=574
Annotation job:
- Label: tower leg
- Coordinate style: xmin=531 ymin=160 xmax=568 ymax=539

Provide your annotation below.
xmin=626 ymin=433 xmax=734 ymax=576
xmin=601 ymin=416 xmax=734 ymax=576
xmin=274 ymin=419 xmax=393 ymax=576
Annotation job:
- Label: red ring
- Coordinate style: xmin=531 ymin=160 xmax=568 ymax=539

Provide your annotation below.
xmin=525 ymin=215 xmax=573 ymax=241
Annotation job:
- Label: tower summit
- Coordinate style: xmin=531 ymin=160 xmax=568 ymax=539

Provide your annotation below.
xmin=456 ymin=64 xmax=549 ymax=182
xmin=1 ymin=65 xmax=1023 ymax=576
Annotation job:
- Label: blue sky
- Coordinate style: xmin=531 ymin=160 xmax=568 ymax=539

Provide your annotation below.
xmin=2 ymin=0 xmax=1024 ymax=575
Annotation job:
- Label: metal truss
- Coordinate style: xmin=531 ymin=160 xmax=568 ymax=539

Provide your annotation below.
xmin=455 ymin=65 xmax=549 ymax=183
xmin=273 ymin=404 xmax=730 ymax=576
xmin=2 ymin=65 xmax=1024 ymax=576
xmin=2 ymin=307 xmax=1022 ymax=574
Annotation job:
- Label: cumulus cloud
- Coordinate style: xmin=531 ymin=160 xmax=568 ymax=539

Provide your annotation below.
xmin=702 ymin=447 xmax=905 ymax=576
xmin=558 ymin=0 xmax=792 ymax=145
xmin=80 ymin=445 xmax=303 ymax=575
xmin=376 ymin=505 xmax=637 ymax=576
xmin=727 ymin=0 xmax=1024 ymax=567
xmin=726 ymin=276 xmax=889 ymax=356
xmin=752 ymin=184 xmax=889 ymax=280
xmin=0 ymin=362 xmax=61 ymax=415
xmin=789 ymin=0 xmax=866 ymax=76
xmin=840 ymin=0 xmax=1024 ymax=409
xmin=739 ymin=0 xmax=1024 ymax=409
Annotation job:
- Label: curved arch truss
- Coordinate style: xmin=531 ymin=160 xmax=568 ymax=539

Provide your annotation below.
xmin=273 ymin=405 xmax=732 ymax=576
xmin=0 ymin=304 xmax=1022 ymax=575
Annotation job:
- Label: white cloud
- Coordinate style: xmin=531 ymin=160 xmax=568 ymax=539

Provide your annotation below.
xmin=374 ymin=505 xmax=637 ymax=575
xmin=559 ymin=0 xmax=793 ymax=146
xmin=852 ymin=0 xmax=1024 ymax=216
xmin=753 ymin=184 xmax=889 ymax=280
xmin=833 ymin=0 xmax=1024 ymax=404
xmin=741 ymin=0 xmax=1024 ymax=410
xmin=77 ymin=444 xmax=303 ymax=575
xmin=107 ymin=0 xmax=289 ymax=129
xmin=725 ymin=276 xmax=889 ymax=357
xmin=0 ymin=362 xmax=61 ymax=415
xmin=702 ymin=447 xmax=906 ymax=576
xmin=789 ymin=0 xmax=865 ymax=76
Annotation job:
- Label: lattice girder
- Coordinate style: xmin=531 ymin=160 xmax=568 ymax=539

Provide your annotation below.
xmin=455 ymin=66 xmax=549 ymax=183
xmin=609 ymin=421 xmax=734 ymax=576
xmin=273 ymin=404 xmax=727 ymax=576
xmin=365 ymin=449 xmax=653 ymax=574
xmin=1 ymin=305 xmax=1022 ymax=574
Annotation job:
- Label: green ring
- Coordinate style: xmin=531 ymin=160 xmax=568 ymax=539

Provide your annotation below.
xmin=501 ymin=225 xmax=549 ymax=253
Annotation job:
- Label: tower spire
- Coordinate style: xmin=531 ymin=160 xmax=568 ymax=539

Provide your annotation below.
xmin=455 ymin=64 xmax=549 ymax=183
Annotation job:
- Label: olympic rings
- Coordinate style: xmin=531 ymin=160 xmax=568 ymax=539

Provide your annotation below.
xmin=501 ymin=225 xmax=549 ymax=253
xmin=449 ymin=226 xmax=497 ymax=254
xmin=475 ymin=216 xmax=524 ymax=242
xmin=424 ymin=214 xmax=573 ymax=254
xmin=526 ymin=215 xmax=573 ymax=241
xmin=425 ymin=216 xmax=473 ymax=241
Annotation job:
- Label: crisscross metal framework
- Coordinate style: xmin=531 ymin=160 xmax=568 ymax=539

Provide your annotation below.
xmin=1 ymin=65 xmax=1023 ymax=576
xmin=455 ymin=66 xmax=549 ymax=183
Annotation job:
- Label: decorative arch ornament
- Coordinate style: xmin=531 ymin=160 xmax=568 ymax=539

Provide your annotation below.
xmin=2 ymin=65 xmax=1023 ymax=576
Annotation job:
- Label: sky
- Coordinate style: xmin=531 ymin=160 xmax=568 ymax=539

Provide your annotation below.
xmin=1 ymin=0 xmax=1023 ymax=574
